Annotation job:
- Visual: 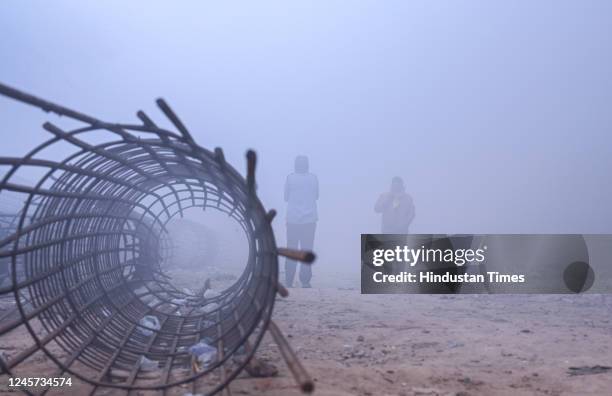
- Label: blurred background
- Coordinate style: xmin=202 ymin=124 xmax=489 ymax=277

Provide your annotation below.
xmin=1 ymin=1 xmax=611 ymax=286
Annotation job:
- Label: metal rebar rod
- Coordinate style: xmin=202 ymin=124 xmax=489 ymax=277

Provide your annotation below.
xmin=267 ymin=320 xmax=314 ymax=393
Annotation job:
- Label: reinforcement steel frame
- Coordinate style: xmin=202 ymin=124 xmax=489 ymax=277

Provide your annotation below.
xmin=0 ymin=83 xmax=315 ymax=395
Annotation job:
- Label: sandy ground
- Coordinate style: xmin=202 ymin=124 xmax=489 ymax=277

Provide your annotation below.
xmin=2 ymin=285 xmax=612 ymax=395
xmin=226 ymin=288 xmax=612 ymax=396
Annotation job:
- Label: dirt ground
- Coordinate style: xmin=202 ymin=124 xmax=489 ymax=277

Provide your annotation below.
xmin=227 ymin=288 xmax=612 ymax=396
xmin=2 ymin=286 xmax=612 ymax=395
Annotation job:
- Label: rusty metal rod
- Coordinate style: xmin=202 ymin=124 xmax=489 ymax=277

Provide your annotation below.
xmin=268 ymin=320 xmax=314 ymax=393
xmin=277 ymin=248 xmax=316 ymax=264
xmin=276 ymin=282 xmax=289 ymax=298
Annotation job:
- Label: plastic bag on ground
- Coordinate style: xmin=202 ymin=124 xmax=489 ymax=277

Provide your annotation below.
xmin=171 ymin=298 xmax=187 ymax=305
xmin=201 ymin=302 xmax=219 ymax=314
xmin=203 ymin=289 xmax=220 ymax=299
xmin=188 ymin=339 xmax=217 ymax=367
xmin=138 ymin=355 xmax=158 ymax=371
xmin=137 ymin=315 xmax=161 ymax=336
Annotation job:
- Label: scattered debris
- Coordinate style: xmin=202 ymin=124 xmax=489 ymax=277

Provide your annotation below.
xmin=204 ymin=289 xmax=221 ymax=299
xmin=171 ymin=298 xmax=187 ymax=306
xmin=137 ymin=315 xmax=161 ymax=336
xmin=411 ymin=386 xmax=442 ymax=395
xmin=189 ymin=340 xmax=217 ymax=368
xmin=138 ymin=355 xmax=158 ymax=371
xmin=568 ymin=365 xmax=612 ymax=376
xmin=111 ymin=368 xmax=160 ymax=380
xmin=244 ymin=357 xmax=278 ymax=378
xmin=447 ymin=341 xmax=465 ymax=348
xmin=201 ymin=320 xmax=216 ymax=328
xmin=201 ymin=302 xmax=220 ymax=314
xmin=457 ymin=376 xmax=483 ymax=386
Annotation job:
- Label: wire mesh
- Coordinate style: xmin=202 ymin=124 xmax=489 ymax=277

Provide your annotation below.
xmin=0 ymin=92 xmax=279 ymax=395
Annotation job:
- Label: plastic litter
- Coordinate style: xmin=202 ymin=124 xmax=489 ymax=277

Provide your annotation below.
xmin=201 ymin=302 xmax=219 ymax=314
xmin=203 ymin=289 xmax=220 ymax=299
xmin=201 ymin=320 xmax=216 ymax=328
xmin=137 ymin=315 xmax=161 ymax=336
xmin=138 ymin=355 xmax=158 ymax=371
xmin=189 ymin=340 xmax=217 ymax=367
xmin=171 ymin=298 xmax=187 ymax=305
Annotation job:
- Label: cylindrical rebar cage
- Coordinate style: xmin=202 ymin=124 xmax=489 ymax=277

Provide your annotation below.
xmin=0 ymin=111 xmax=279 ymax=394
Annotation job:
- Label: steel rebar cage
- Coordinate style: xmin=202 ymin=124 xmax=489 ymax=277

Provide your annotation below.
xmin=0 ymin=83 xmax=313 ymax=395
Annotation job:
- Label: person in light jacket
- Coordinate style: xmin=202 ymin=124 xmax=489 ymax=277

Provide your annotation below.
xmin=284 ymin=155 xmax=318 ymax=288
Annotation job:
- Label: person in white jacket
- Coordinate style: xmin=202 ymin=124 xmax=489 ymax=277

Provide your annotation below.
xmin=284 ymin=155 xmax=318 ymax=288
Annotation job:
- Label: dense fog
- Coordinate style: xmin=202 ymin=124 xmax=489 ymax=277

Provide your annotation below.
xmin=2 ymin=1 xmax=612 ymax=286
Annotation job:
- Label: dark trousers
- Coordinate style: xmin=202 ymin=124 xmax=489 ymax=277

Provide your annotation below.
xmin=285 ymin=222 xmax=316 ymax=286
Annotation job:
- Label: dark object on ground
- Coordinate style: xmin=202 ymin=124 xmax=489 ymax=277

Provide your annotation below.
xmin=245 ymin=357 xmax=279 ymax=378
xmin=567 ymin=365 xmax=612 ymax=376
